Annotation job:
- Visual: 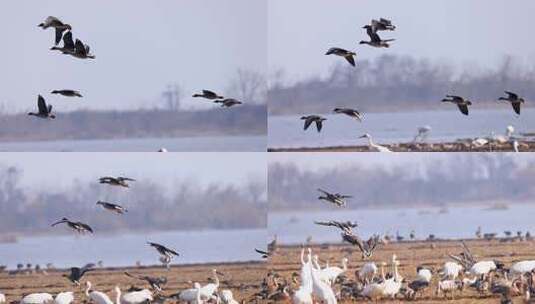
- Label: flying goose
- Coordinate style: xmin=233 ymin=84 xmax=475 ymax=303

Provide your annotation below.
xmin=73 ymin=39 xmax=95 ymax=59
xmin=96 ymin=201 xmax=128 ymax=214
xmin=342 ymin=232 xmax=380 ymax=259
xmin=125 ymin=272 xmax=168 ymax=292
xmin=28 ymin=95 xmax=56 ymax=119
xmin=370 ymin=18 xmax=396 ymax=31
xmin=301 ymin=115 xmax=326 ymax=132
xmin=192 ymin=90 xmax=223 ymax=100
xmin=147 ymin=242 xmax=179 ymax=259
xmin=63 ymin=265 xmax=94 ymax=285
xmin=333 ymin=108 xmax=362 ymax=121
xmin=317 ymin=188 xmax=352 ymax=207
xmin=215 ymin=98 xmax=242 ymax=107
xmin=51 ymin=218 xmax=93 ymax=233
xmin=50 ymin=31 xmax=75 ymax=54
xmin=99 ymin=176 xmax=135 ymax=188
xmin=499 ymin=91 xmax=525 ymax=115
xmin=441 ymin=95 xmax=472 ymax=115
xmin=325 ymin=47 xmax=356 ymax=67
xmin=38 ymin=16 xmax=72 ymax=45
xmin=255 ymin=248 xmax=270 ymax=259
xmin=360 ymin=25 xmax=395 ymax=48
xmin=51 ymin=90 xmax=82 ymax=98
xmin=314 ymin=220 xmax=358 ymax=231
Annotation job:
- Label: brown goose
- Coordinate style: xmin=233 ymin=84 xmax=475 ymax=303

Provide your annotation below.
xmin=73 ymin=39 xmax=95 ymax=59
xmin=192 ymin=90 xmax=223 ymax=100
xmin=51 ymin=217 xmax=93 ymax=233
xmin=96 ymin=201 xmax=128 ymax=214
xmin=371 ymin=18 xmax=396 ymax=32
xmin=51 ymin=90 xmax=83 ymax=98
xmin=215 ymin=98 xmax=242 ymax=107
xmin=50 ymin=31 xmax=75 ymax=54
xmin=333 ymin=108 xmax=362 ymax=121
xmin=499 ymin=91 xmax=525 ymax=115
xmin=360 ymin=25 xmax=395 ymax=48
xmin=441 ymin=95 xmax=472 ymax=115
xmin=301 ymin=115 xmax=326 ymax=132
xmin=325 ymin=48 xmax=356 ymax=67
xmin=28 ymin=95 xmax=55 ymax=119
xmin=38 ymin=16 xmax=72 ymax=45
xmin=99 ymin=176 xmax=135 ymax=188
xmin=147 ymin=242 xmax=179 ymax=259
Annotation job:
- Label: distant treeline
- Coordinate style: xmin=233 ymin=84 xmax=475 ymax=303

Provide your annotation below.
xmin=269 ymin=155 xmax=535 ymax=210
xmin=0 ymin=165 xmax=266 ymax=235
xmin=269 ymin=55 xmax=535 ymax=115
xmin=0 ymin=105 xmax=266 ymax=141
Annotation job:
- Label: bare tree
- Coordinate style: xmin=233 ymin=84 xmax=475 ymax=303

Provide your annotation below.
xmin=227 ymin=69 xmax=267 ymax=104
xmin=162 ymin=84 xmax=184 ymax=111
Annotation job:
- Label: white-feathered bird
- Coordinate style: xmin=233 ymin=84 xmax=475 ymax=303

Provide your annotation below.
xmin=220 ymin=290 xmax=238 ymax=304
xmin=359 ymin=133 xmax=392 ymax=152
xmin=85 ymin=281 xmax=114 ymax=304
xmin=509 ymin=260 xmax=535 ymax=276
xmin=358 ymin=262 xmax=378 ymax=284
xmin=116 ymin=286 xmax=152 ymax=304
xmin=321 ymin=257 xmax=348 ymax=285
xmin=416 ymin=266 xmax=432 ymax=283
xmin=0 ymin=293 xmax=5 ymax=304
xmin=442 ymin=262 xmax=463 ymax=280
xmin=54 ymin=292 xmax=74 ymax=304
xmin=468 ymin=261 xmax=497 ymax=276
xmin=21 ymin=293 xmax=54 ymax=304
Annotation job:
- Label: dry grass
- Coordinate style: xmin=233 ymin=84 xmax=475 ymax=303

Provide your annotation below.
xmin=0 ymin=261 xmax=266 ymax=303
xmin=269 ymin=239 xmax=535 ymax=303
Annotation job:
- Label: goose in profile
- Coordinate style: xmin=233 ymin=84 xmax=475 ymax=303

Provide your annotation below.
xmin=215 ymin=98 xmax=242 ymax=107
xmin=51 ymin=90 xmax=82 ymax=98
xmin=441 ymin=95 xmax=472 ymax=115
xmin=325 ymin=48 xmax=356 ymax=67
xmin=73 ymin=39 xmax=95 ymax=59
xmin=124 ymin=272 xmax=167 ymax=292
xmin=342 ymin=232 xmax=380 ymax=259
xmin=255 ymin=248 xmax=270 ymax=259
xmin=192 ymin=90 xmax=223 ymax=100
xmin=63 ymin=265 xmax=95 ymax=285
xmin=50 ymin=31 xmax=75 ymax=54
xmin=333 ymin=108 xmax=362 ymax=121
xmin=38 ymin=16 xmax=72 ymax=45
xmin=99 ymin=176 xmax=135 ymax=188
xmin=147 ymin=242 xmax=179 ymax=264
xmin=20 ymin=293 xmax=54 ymax=304
xmin=96 ymin=201 xmax=128 ymax=214
xmin=51 ymin=218 xmax=93 ymax=233
xmin=314 ymin=220 xmax=357 ymax=231
xmin=360 ymin=25 xmax=395 ymax=48
xmin=359 ymin=133 xmax=391 ymax=152
xmin=29 ymin=95 xmax=56 ymax=119
xmin=317 ymin=189 xmax=352 ymax=207
xmin=301 ymin=115 xmax=326 ymax=132
xmin=370 ymin=18 xmax=396 ymax=31
xmin=499 ymin=91 xmax=525 ymax=115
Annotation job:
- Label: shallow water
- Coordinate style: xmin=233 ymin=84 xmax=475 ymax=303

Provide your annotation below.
xmin=0 ymin=229 xmax=266 ymax=269
xmin=269 ymin=204 xmax=535 ymax=244
xmin=268 ymin=108 xmax=535 ymax=148
xmin=0 ymin=135 xmax=265 ymax=152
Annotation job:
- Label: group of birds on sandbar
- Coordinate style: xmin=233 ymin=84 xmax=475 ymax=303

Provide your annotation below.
xmin=301 ymin=17 xmax=529 ymax=152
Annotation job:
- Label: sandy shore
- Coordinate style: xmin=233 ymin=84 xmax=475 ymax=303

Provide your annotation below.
xmin=268 ymin=140 xmax=535 ymax=152
xmin=0 ymin=261 xmax=266 ymax=303
xmin=270 ymin=239 xmax=535 ymax=303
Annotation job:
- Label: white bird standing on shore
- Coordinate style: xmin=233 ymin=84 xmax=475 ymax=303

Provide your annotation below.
xmin=441 ymin=262 xmax=463 ymax=280
xmin=310 ymin=260 xmax=337 ymax=304
xmin=321 ymin=257 xmax=348 ymax=285
xmin=509 ymin=260 xmax=535 ymax=277
xmin=199 ymin=269 xmax=222 ymax=300
xmin=358 ymin=262 xmax=378 ymax=284
xmin=54 ymin=292 xmax=74 ymax=304
xmin=116 ymin=286 xmax=153 ymax=304
xmin=359 ymin=133 xmax=392 ymax=152
xmin=86 ymin=282 xmax=114 ymax=304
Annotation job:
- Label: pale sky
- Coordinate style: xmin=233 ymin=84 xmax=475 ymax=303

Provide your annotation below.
xmin=0 ymin=0 xmax=267 ymax=113
xmin=0 ymin=153 xmax=266 ymax=192
xmin=268 ymin=0 xmax=535 ymax=82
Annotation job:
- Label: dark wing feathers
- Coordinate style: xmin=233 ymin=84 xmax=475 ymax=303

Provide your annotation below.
xmin=457 ymin=104 xmax=469 ymax=115
xmin=37 ymin=95 xmax=47 ymax=113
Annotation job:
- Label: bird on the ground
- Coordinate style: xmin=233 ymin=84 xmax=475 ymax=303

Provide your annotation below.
xmin=125 ymin=272 xmax=167 ymax=292
xmin=317 ymin=188 xmax=352 ymax=207
xmin=53 ymin=292 xmax=74 ymax=304
xmin=301 ymin=115 xmax=326 ymax=132
xmin=441 ymin=95 xmax=472 ymax=115
xmin=99 ymin=176 xmax=135 ymax=188
xmin=38 ymin=16 xmax=72 ymax=45
xmin=96 ymin=201 xmax=128 ymax=214
xmin=51 ymin=218 xmax=93 ymax=233
xmin=192 ymin=90 xmax=223 ymax=100
xmin=499 ymin=91 xmax=525 ymax=115
xmin=359 ymin=133 xmax=392 ymax=152
xmin=20 ymin=293 xmax=54 ymax=304
xmin=325 ymin=47 xmax=356 ymax=67
xmin=51 ymin=90 xmax=82 ymax=98
xmin=63 ymin=265 xmax=94 ymax=285
xmin=333 ymin=108 xmax=362 ymax=121
xmin=28 ymin=95 xmax=56 ymax=119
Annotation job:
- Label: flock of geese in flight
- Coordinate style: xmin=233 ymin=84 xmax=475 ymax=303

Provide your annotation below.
xmin=303 ymin=17 xmax=528 ymax=151
xmin=28 ymin=16 xmax=243 ymax=123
